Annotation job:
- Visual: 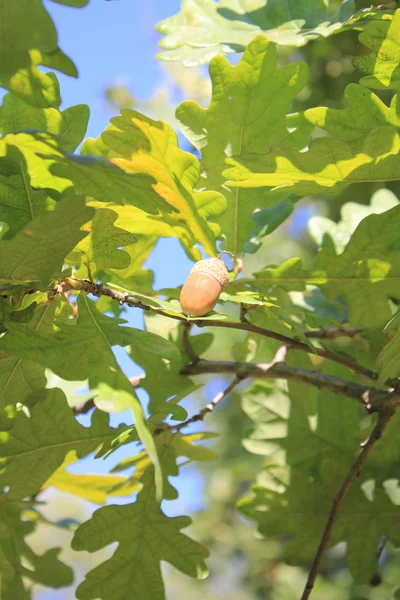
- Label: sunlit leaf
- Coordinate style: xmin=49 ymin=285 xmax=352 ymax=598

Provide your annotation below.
xmin=177 ymin=35 xmax=309 ymax=256
xmin=0 ymin=1 xmax=86 ymax=106
xmin=308 ymin=188 xmax=399 ymax=253
xmin=157 ymin=0 xmax=357 ymax=66
xmin=224 ymin=126 xmax=400 ymax=195
xmin=237 ymin=204 xmax=400 ymax=328
xmin=81 ymin=109 xmax=226 ymax=260
xmin=76 ymin=206 xmax=137 ymax=271
xmin=305 ymin=83 xmax=400 ymax=152
xmin=354 ymin=9 xmax=400 ymax=91
xmin=43 ymin=452 xmax=139 ymax=503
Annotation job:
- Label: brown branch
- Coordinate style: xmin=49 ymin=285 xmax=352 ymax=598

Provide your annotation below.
xmin=304 ymin=327 xmax=364 ymax=340
xmin=171 ymin=375 xmax=245 ymax=433
xmin=72 ymin=399 xmax=96 ymax=415
xmin=192 ymin=319 xmax=382 ymax=384
xmin=52 ymin=277 xmax=398 ymax=388
xmin=300 ymin=411 xmax=394 ymax=600
xmin=181 ymin=322 xmax=198 ymax=363
xmin=181 ymin=359 xmax=395 ymax=409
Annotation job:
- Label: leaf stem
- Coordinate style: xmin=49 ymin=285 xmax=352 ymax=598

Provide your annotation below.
xmin=171 ymin=375 xmax=245 ymax=433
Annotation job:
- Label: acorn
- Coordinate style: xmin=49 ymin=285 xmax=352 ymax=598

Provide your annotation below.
xmin=180 ymin=253 xmax=230 ymax=317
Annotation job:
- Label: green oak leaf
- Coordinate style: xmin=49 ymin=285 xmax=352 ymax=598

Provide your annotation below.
xmin=44 ymin=455 xmax=140 ymax=504
xmin=377 ymin=313 xmax=400 ymax=384
xmin=224 ymin=125 xmax=400 ymax=196
xmin=304 ymin=83 xmax=400 ymax=152
xmin=0 ymin=387 xmax=123 ymax=500
xmin=1 ymin=294 xmax=181 ymax=499
xmin=0 ymin=90 xmax=89 ymax=153
xmin=354 ymin=9 xmax=400 ymax=91
xmin=80 ymin=109 xmax=226 ymax=260
xmin=72 ymin=471 xmax=209 ymax=600
xmin=1 ymin=293 xmax=181 ymax=391
xmin=243 ymin=365 xmax=400 ymax=484
xmin=156 ymin=0 xmax=357 ymax=66
xmin=0 ymin=498 xmax=73 ymax=599
xmin=0 ymin=0 xmax=86 ymax=107
xmin=238 ymin=204 xmax=400 ymax=328
xmin=76 ymin=207 xmax=137 ymax=271
xmin=98 ymin=235 xmax=156 ymax=296
xmin=2 ymin=131 xmax=177 ymax=216
xmin=0 ymin=90 xmax=90 ymax=236
xmin=308 ymin=188 xmax=399 ymax=254
xmin=239 ymin=460 xmax=400 ymax=583
xmin=244 ymin=202 xmax=294 ymax=254
xmin=0 ymin=195 xmax=93 ymax=286
xmin=50 ymin=153 xmax=177 ymax=216
xmin=0 ymin=146 xmax=59 ymax=239
xmin=176 ymin=35 xmax=309 ymax=256
xmin=0 ymin=304 xmax=58 ymax=426
xmin=109 ymin=430 xmax=217 ymax=500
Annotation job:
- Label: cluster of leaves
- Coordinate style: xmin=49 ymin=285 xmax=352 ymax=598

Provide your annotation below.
xmin=2 ymin=1 xmax=400 ymax=598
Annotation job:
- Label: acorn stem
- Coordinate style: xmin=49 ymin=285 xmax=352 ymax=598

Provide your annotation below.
xmin=217 ymin=251 xmax=234 ymax=260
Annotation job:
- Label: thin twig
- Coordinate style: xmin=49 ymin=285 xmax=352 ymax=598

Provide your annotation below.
xmin=52 ymin=277 xmax=398 ymax=388
xmin=193 ymin=319 xmax=382 ymax=384
xmin=72 ymin=399 xmax=96 ymax=415
xmin=181 ymin=322 xmax=198 ymax=362
xmin=181 ymin=359 xmax=396 ymax=410
xmin=300 ymin=411 xmax=394 ymax=600
xmin=304 ymin=327 xmax=364 ymax=340
xmin=172 ymin=375 xmax=245 ymax=433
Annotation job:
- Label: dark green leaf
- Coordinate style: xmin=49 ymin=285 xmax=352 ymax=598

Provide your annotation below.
xmin=0 ymin=196 xmax=93 ymax=286
xmin=0 ymin=387 xmax=121 ymax=499
xmin=0 ymin=498 xmax=73 ymax=598
xmin=72 ymin=471 xmax=209 ymax=600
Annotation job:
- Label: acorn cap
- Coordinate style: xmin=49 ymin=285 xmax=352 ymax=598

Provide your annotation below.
xmin=191 ymin=257 xmax=229 ymax=289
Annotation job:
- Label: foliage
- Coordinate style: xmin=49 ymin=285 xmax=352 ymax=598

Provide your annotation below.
xmin=1 ymin=2 xmax=400 ymax=599
xmin=156 ymin=0 xmax=370 ymax=66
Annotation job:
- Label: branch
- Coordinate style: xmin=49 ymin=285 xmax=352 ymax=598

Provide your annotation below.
xmin=52 ymin=277 xmax=398 ymax=388
xmin=181 ymin=359 xmax=395 ymax=409
xmin=300 ymin=411 xmax=394 ymax=600
xmin=171 ymin=375 xmax=244 ymax=432
xmin=304 ymin=327 xmax=364 ymax=340
xmin=72 ymin=399 xmax=96 ymax=415
xmin=192 ymin=319 xmax=382 ymax=384
xmin=181 ymin=322 xmax=198 ymax=363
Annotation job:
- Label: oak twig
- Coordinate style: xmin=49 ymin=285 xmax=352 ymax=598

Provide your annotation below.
xmin=172 ymin=376 xmax=245 ymax=433
xmin=300 ymin=411 xmax=394 ymax=600
xmin=52 ymin=277 xmax=397 ymax=387
xmin=72 ymin=399 xmax=96 ymax=415
xmin=181 ymin=322 xmax=198 ymax=363
xmin=304 ymin=327 xmax=364 ymax=340
xmin=181 ymin=359 xmax=395 ymax=410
